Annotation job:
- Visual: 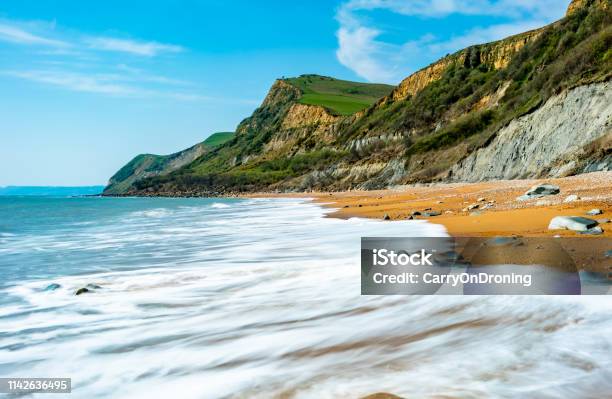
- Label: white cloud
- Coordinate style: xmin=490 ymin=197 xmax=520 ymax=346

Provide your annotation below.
xmin=336 ymin=26 xmax=395 ymax=83
xmin=0 ymin=22 xmax=68 ymax=47
xmin=85 ymin=37 xmax=183 ymax=56
xmin=335 ymin=0 xmax=569 ymax=83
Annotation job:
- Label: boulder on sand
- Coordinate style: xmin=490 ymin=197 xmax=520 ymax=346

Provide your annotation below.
xmin=564 ymin=194 xmax=579 ymax=203
xmin=517 ymin=184 xmax=560 ymax=201
xmin=579 ymin=226 xmax=603 ymax=235
xmin=548 ymin=216 xmax=598 ymax=232
xmin=587 ymin=209 xmax=603 ymax=216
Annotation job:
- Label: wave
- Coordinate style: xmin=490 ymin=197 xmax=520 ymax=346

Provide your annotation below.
xmin=0 ymin=197 xmax=610 ymax=398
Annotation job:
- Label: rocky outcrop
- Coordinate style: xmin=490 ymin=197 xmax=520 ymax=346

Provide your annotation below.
xmin=281 ymin=103 xmax=339 ymax=131
xmin=386 ymin=30 xmax=542 ymax=102
xmin=567 ymin=0 xmax=609 ymax=15
xmin=390 ymin=56 xmax=456 ymax=101
xmin=450 ymin=82 xmax=612 ymax=182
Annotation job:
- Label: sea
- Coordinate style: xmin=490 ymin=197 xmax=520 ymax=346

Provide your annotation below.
xmin=0 ymin=196 xmax=611 ymax=398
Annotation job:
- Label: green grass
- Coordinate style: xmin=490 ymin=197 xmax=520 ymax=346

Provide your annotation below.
xmin=203 ymin=132 xmax=234 ymax=147
xmin=299 ymin=93 xmax=373 ymax=115
xmin=284 ymin=74 xmax=393 ymax=115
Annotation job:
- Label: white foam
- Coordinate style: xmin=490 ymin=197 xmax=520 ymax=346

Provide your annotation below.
xmin=1 ymin=198 xmax=611 ymax=398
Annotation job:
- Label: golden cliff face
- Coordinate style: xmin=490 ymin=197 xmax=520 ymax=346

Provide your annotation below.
xmin=264 ymin=103 xmax=339 ymax=152
xmin=480 ymin=30 xmax=543 ymax=69
xmin=281 ymin=103 xmax=339 ymax=131
xmin=388 ymin=29 xmax=543 ymax=102
xmin=567 ymin=0 xmax=608 ymax=15
xmin=260 ymin=80 xmax=301 ymax=108
xmin=390 ymin=56 xmax=456 ymax=101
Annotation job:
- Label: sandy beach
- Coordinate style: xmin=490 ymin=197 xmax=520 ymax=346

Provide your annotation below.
xmin=311 ymin=171 xmax=612 ymax=238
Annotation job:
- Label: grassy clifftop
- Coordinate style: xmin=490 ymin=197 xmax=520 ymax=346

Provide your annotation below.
xmin=284 ymin=75 xmax=393 ymax=115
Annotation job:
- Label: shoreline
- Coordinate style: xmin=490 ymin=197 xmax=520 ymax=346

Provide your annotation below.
xmin=250 ymin=172 xmax=612 ymax=274
xmin=303 ymin=171 xmax=612 ymax=238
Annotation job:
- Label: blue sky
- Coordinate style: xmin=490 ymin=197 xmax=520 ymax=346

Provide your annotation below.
xmin=0 ymin=0 xmax=570 ymax=186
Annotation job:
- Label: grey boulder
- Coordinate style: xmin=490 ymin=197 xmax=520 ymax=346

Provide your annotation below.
xmin=548 ymin=216 xmax=598 ymax=232
xmin=586 ymin=209 xmax=603 ymax=216
xmin=579 ymin=226 xmax=604 ymax=235
xmin=517 ymin=184 xmax=560 ymax=201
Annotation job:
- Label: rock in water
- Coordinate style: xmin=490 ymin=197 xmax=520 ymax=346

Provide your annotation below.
xmin=86 ymin=283 xmax=102 ymax=290
xmin=587 ymin=209 xmax=603 ymax=215
xmin=548 ymin=216 xmax=598 ymax=232
xmin=517 ymin=184 xmax=560 ymax=201
xmin=75 ymin=287 xmax=90 ymax=296
xmin=44 ymin=283 xmax=61 ymax=291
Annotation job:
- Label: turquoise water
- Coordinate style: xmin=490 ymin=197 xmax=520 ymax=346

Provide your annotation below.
xmin=1 ymin=196 xmax=611 ymax=398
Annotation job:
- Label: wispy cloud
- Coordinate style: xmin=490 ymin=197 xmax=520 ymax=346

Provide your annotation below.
xmin=4 ymin=70 xmax=140 ymax=95
xmin=85 ymin=37 xmax=183 ymax=56
xmin=4 ymin=69 xmax=259 ymax=105
xmin=0 ymin=22 xmax=68 ymax=47
xmin=0 ymin=18 xmax=202 ymax=100
xmin=0 ymin=19 xmax=183 ymax=57
xmin=335 ymin=0 xmax=569 ymax=83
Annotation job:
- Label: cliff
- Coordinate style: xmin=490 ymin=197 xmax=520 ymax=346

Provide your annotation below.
xmin=388 ymin=28 xmax=544 ymax=103
xmin=108 ymin=0 xmax=611 ymax=196
xmin=103 ymin=132 xmax=234 ymax=195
